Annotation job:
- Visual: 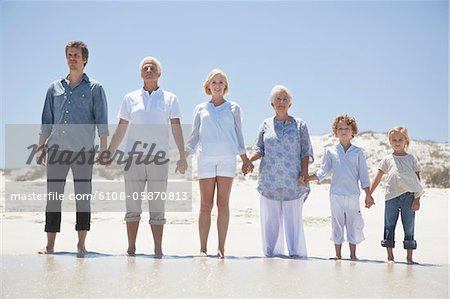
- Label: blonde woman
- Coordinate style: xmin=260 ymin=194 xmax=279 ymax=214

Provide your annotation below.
xmin=185 ymin=69 xmax=253 ymax=258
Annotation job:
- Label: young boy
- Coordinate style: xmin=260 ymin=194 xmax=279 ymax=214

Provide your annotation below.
xmin=308 ymin=114 xmax=374 ymax=260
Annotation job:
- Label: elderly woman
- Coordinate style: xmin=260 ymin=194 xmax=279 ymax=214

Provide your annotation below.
xmin=185 ymin=69 xmax=253 ymax=259
xmin=249 ymin=85 xmax=313 ymax=257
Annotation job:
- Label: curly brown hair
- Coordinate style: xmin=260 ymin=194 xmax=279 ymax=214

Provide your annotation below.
xmin=332 ymin=114 xmax=359 ymax=138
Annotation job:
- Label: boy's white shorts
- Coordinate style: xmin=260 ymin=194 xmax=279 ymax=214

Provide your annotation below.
xmin=329 ymin=193 xmax=365 ymax=244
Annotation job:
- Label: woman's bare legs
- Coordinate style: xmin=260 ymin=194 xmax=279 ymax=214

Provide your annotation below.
xmin=198 ymin=178 xmax=216 ymax=255
xmin=216 ymin=176 xmax=233 ymax=258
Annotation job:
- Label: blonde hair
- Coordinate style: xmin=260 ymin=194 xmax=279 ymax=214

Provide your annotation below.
xmin=203 ymin=69 xmax=229 ymax=95
xmin=388 ymin=125 xmax=410 ymax=148
xmin=332 ymin=114 xmax=359 ymax=138
xmin=269 ymin=85 xmax=293 ymax=104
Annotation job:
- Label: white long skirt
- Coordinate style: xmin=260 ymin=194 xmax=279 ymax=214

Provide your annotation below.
xmin=259 ymin=195 xmax=307 ymax=257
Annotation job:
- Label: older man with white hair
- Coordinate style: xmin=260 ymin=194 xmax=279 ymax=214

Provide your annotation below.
xmin=107 ymin=56 xmax=187 ymax=257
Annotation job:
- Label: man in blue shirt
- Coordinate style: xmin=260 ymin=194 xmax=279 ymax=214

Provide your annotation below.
xmin=36 ymin=41 xmax=108 ymax=256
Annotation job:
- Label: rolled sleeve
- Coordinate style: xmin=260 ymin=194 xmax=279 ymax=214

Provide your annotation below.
xmin=232 ymin=104 xmax=246 ymax=155
xmin=185 ymin=105 xmax=201 ymax=154
xmin=118 ymin=95 xmax=131 ymax=121
xmin=40 ymin=86 xmax=54 ymax=138
xmin=299 ymin=121 xmax=314 ymax=164
xmin=93 ymin=85 xmax=109 ymax=136
xmin=169 ymin=95 xmax=182 ymax=120
xmin=358 ymin=150 xmax=371 ymax=189
xmin=316 ymin=149 xmax=331 ymax=182
xmin=252 ymin=121 xmax=265 ymax=156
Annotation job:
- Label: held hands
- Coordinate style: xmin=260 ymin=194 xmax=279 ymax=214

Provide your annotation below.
xmin=297 ymin=170 xmax=309 ymax=186
xmin=175 ymin=158 xmax=188 ymax=174
xmin=96 ymin=149 xmax=113 ymax=166
xmin=411 ymin=197 xmax=420 ymax=211
xmin=365 ymin=194 xmax=375 ymax=209
xmin=242 ymin=160 xmax=254 ymax=176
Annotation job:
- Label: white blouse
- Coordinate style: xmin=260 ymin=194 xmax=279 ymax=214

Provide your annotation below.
xmin=379 ymin=153 xmax=425 ymax=201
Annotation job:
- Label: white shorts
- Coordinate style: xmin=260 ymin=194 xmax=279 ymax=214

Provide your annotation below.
xmin=329 ymin=193 xmax=365 ymax=244
xmin=197 ymin=154 xmax=236 ymax=179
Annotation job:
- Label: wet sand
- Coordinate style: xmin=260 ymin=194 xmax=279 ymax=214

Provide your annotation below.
xmin=2 ymin=254 xmax=448 ymax=298
xmin=1 ymin=181 xmax=449 ymax=298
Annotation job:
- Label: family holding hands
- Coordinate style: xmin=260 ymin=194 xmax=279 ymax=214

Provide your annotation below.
xmin=37 ymin=41 xmax=424 ymax=265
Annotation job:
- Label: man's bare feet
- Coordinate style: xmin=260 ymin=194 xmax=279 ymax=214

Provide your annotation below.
xmin=407 ymin=259 xmax=418 ymax=265
xmin=77 ymin=244 xmax=87 ymax=258
xmin=199 ymin=251 xmax=208 ymax=257
xmin=154 ymin=249 xmax=163 ymax=259
xmin=126 ymin=246 xmax=136 ymax=256
xmin=217 ymin=250 xmax=224 ymax=260
xmin=350 ymin=255 xmax=359 ymax=261
xmin=329 ymin=255 xmax=342 ymax=260
xmin=38 ymin=246 xmax=54 ymax=254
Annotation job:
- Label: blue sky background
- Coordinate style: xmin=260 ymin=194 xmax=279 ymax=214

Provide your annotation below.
xmin=1 ymin=1 xmax=448 ymax=167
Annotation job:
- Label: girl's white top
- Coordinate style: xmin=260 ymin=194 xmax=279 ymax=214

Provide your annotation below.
xmin=379 ymin=153 xmax=425 ymax=201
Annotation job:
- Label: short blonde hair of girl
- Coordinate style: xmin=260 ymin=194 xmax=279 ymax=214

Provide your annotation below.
xmin=203 ymin=69 xmax=229 ymax=95
xmin=388 ymin=126 xmax=410 ymax=148
xmin=332 ymin=114 xmax=359 ymax=138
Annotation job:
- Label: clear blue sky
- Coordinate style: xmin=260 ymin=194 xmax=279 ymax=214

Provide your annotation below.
xmin=1 ymin=1 xmax=448 ymax=167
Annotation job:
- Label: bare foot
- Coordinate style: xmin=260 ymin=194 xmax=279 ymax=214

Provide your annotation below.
xmin=350 ymin=256 xmax=359 ymax=261
xmin=38 ymin=246 xmax=54 ymax=254
xmin=199 ymin=251 xmax=208 ymax=257
xmin=126 ymin=246 xmax=136 ymax=256
xmin=387 ymin=255 xmax=395 ymax=262
xmin=407 ymin=259 xmax=418 ymax=265
xmin=77 ymin=244 xmax=87 ymax=258
xmin=217 ymin=250 xmax=225 ymax=260
xmin=329 ymin=256 xmax=342 ymax=260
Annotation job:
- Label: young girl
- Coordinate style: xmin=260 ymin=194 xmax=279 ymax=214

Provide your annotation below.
xmin=370 ymin=126 xmax=424 ymax=264
xmin=308 ymin=114 xmax=374 ymax=260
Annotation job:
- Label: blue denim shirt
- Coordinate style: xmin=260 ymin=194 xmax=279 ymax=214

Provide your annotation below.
xmin=40 ymin=73 xmax=109 ymax=151
xmin=253 ymin=117 xmax=314 ymax=201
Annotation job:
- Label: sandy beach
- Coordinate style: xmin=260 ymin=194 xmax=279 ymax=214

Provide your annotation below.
xmin=1 ymin=176 xmax=449 ymax=298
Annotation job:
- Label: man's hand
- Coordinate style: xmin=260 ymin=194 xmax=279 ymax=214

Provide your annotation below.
xmin=96 ymin=149 xmax=113 ymax=166
xmin=175 ymin=158 xmax=188 ymax=174
xmin=36 ymin=148 xmax=46 ymax=166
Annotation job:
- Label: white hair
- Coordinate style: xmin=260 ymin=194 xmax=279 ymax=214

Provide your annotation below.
xmin=139 ymin=56 xmax=162 ymax=73
xmin=269 ymin=85 xmax=293 ymax=103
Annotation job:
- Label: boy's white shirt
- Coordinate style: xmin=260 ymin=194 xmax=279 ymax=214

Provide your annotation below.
xmin=316 ymin=143 xmax=370 ymax=196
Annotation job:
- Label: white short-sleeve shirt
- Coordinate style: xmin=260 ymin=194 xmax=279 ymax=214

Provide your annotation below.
xmin=118 ymin=87 xmax=182 ymax=154
xmin=379 ymin=153 xmax=424 ymax=201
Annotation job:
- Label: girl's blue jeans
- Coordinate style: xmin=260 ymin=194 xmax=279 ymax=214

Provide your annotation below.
xmin=381 ymin=192 xmax=417 ymax=250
